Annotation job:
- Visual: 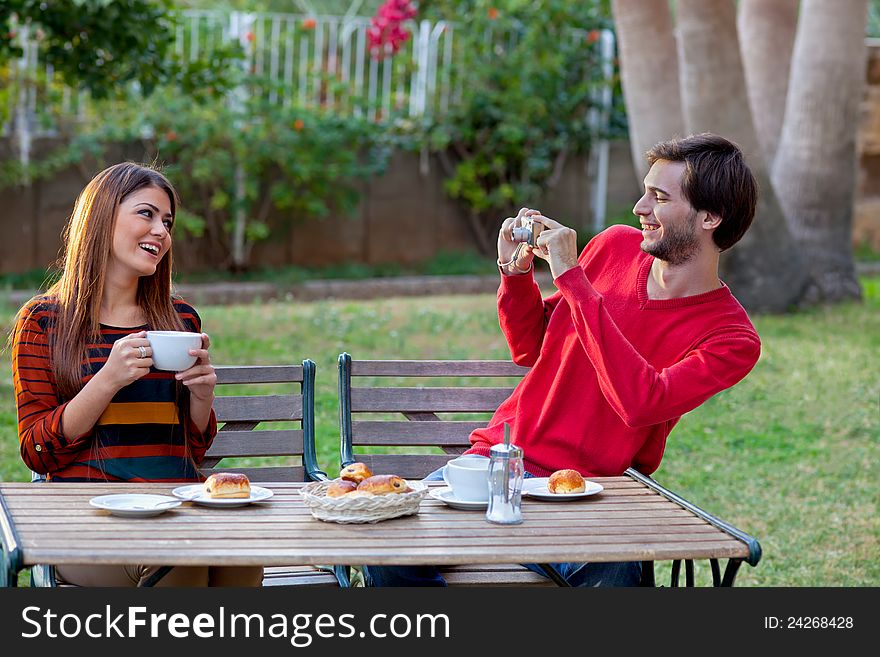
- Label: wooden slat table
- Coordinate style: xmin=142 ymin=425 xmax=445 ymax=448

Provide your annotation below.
xmin=0 ymin=474 xmax=761 ymax=587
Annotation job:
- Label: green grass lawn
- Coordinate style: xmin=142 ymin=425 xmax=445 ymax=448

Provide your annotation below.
xmin=1 ymin=278 xmax=877 ymax=586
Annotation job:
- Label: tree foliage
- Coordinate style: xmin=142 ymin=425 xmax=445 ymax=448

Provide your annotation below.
xmin=1 ymin=0 xmax=177 ymax=97
xmin=409 ymin=0 xmax=620 ymax=253
xmin=4 ymin=74 xmax=391 ymax=272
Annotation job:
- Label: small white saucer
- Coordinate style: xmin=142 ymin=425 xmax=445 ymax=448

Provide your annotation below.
xmin=429 ymin=487 xmax=488 ymax=511
xmin=89 ymin=494 xmax=181 ymax=518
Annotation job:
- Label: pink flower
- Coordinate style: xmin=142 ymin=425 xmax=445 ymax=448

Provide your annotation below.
xmin=367 ymin=0 xmax=417 ymax=58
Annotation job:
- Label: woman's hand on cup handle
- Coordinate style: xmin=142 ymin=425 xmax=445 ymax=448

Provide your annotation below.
xmin=175 ymin=332 xmax=216 ymax=402
xmin=98 ymin=331 xmax=152 ymax=390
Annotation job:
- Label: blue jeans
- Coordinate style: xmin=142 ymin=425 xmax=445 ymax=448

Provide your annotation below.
xmin=361 ymin=457 xmax=642 ymax=587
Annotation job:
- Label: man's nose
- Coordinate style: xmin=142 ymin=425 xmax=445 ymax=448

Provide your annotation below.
xmin=633 ymin=194 xmax=651 ymax=217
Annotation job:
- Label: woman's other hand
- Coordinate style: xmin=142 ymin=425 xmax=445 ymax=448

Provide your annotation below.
xmin=176 ymin=332 xmax=216 ymax=402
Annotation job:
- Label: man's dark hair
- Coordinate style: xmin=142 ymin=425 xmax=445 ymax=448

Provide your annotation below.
xmin=646 ymin=133 xmax=758 ymax=251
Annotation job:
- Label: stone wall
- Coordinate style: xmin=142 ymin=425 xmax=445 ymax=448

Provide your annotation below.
xmin=0 ymin=141 xmax=638 ymax=275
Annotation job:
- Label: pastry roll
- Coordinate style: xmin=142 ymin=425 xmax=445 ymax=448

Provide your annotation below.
xmin=204 ymin=472 xmax=251 ymax=499
xmin=327 ymin=480 xmax=358 ymax=497
xmin=548 ymin=469 xmax=586 ymax=494
xmin=356 ymin=474 xmax=408 ymax=495
xmin=340 ymin=462 xmax=373 ymax=483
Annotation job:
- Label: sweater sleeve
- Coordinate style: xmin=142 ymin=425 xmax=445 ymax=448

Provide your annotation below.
xmin=497 ymin=272 xmax=564 ymax=366
xmin=12 ymin=304 xmax=92 ymax=474
xmin=554 ymin=267 xmax=761 ymax=427
xmin=186 ymin=411 xmax=217 ymax=465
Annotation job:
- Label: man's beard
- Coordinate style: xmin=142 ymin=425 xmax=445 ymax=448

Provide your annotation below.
xmin=640 ymin=210 xmax=700 ymax=265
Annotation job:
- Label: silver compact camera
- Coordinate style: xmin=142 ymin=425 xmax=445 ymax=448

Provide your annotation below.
xmin=511 ymin=216 xmax=545 ymax=246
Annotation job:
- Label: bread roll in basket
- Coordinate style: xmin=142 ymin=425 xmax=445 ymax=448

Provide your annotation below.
xmin=299 ymin=479 xmax=429 ymax=524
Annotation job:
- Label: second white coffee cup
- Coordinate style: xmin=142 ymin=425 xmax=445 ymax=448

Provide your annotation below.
xmin=442 ymin=456 xmax=491 ymax=502
xmin=146 ymin=331 xmax=202 ymax=372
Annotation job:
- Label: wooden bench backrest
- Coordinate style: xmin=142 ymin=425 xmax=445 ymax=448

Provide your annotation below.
xmin=338 ymin=353 xmax=528 ymax=479
xmin=203 ymin=361 xmax=323 ymax=482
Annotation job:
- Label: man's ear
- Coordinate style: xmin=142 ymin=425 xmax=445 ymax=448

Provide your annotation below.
xmin=701 ymin=211 xmax=722 ymax=231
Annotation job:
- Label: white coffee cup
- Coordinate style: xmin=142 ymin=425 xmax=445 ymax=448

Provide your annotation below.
xmin=146 ymin=331 xmax=203 ymax=372
xmin=442 ymin=456 xmax=491 ymax=502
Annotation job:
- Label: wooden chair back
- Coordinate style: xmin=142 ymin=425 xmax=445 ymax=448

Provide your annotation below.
xmin=336 ymin=353 xmax=553 ymax=586
xmin=205 ymin=361 xmax=324 ymax=482
xmin=337 ymin=353 xmax=528 ymax=478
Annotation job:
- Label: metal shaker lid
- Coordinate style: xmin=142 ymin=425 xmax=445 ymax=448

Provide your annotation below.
xmin=490 ymin=442 xmax=523 ymax=459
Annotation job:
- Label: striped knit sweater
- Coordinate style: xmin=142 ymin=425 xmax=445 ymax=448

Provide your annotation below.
xmin=12 ymin=297 xmax=217 ymax=482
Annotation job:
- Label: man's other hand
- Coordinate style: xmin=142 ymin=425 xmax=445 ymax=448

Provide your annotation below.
xmin=532 ymin=215 xmax=579 ymax=279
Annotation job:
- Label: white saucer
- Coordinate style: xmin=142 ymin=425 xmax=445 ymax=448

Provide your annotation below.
xmin=522 ymin=477 xmax=604 ymax=500
xmin=89 ymin=494 xmax=181 ymax=518
xmin=171 ymin=484 xmax=274 ymax=507
xmin=429 ymin=487 xmax=488 ymax=510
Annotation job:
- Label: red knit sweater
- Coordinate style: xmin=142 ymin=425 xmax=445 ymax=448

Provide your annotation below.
xmin=467 ymin=225 xmax=760 ymax=477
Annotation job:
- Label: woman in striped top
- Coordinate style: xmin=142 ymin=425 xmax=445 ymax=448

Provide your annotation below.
xmin=11 ymin=162 xmax=261 ymax=587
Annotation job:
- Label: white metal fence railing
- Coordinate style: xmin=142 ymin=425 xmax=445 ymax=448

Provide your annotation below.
xmin=5 ymin=9 xmax=615 ymax=127
xmin=2 ymin=11 xmax=463 ymax=133
xmin=174 ymin=11 xmax=459 ymax=121
xmin=2 ymin=10 xmax=615 ymax=227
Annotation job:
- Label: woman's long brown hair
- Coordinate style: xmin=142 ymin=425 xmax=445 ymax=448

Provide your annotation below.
xmin=47 ymin=162 xmax=185 ymax=400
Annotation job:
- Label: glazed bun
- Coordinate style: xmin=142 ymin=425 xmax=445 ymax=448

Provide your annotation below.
xmin=340 ymin=462 xmax=373 ymax=483
xmin=204 ymin=472 xmax=251 ymax=499
xmin=326 ymin=480 xmax=358 ymax=498
xmin=548 ymin=469 xmax=586 ymax=494
xmin=356 ymin=474 xmax=408 ymax=495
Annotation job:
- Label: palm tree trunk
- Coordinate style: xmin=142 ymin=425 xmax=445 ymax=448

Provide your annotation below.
xmin=677 ymin=0 xmax=810 ymax=312
xmin=611 ymin=0 xmax=685 ymax=183
xmin=738 ymin=0 xmax=799 ymax=167
xmin=771 ymin=0 xmax=867 ymax=303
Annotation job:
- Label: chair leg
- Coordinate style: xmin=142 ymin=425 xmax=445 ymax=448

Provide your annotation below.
xmin=639 ymin=561 xmax=655 ymax=587
xmin=670 ymin=559 xmax=681 ymax=587
xmin=535 ymin=563 xmax=570 ymax=587
xmin=138 ymin=566 xmax=174 ymax=587
xmin=30 ymin=564 xmax=58 ymax=587
xmin=0 ymin=553 xmax=19 ymax=588
xmin=333 ymin=565 xmax=352 ymax=587
xmin=720 ymin=559 xmax=743 ymax=587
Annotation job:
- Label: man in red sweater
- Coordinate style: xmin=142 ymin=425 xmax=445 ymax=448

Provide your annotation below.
xmin=365 ymin=133 xmax=761 ymax=587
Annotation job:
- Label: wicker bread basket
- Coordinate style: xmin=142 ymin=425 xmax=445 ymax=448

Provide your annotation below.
xmin=299 ymin=480 xmax=429 ymax=524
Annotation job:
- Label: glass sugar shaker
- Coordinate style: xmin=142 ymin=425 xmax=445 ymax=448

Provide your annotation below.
xmin=486 ymin=424 xmax=524 ymax=525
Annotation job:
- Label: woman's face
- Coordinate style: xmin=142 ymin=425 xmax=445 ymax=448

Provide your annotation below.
xmin=109 ymin=185 xmax=174 ymax=280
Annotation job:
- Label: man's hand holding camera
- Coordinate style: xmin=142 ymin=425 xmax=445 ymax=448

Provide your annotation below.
xmin=498 ymin=207 xmax=538 ymax=275
xmin=498 ymin=208 xmax=578 ymax=279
